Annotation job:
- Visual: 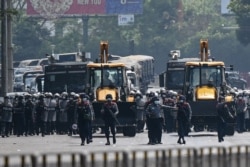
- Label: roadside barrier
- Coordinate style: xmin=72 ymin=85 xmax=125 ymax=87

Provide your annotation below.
xmin=1 ymin=145 xmax=250 ymax=167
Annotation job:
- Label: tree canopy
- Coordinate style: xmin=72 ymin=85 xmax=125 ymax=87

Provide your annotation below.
xmin=4 ymin=0 xmax=250 ymax=73
xmin=229 ymin=0 xmax=250 ymax=46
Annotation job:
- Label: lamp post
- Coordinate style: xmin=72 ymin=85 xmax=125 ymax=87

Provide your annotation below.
xmin=1 ymin=0 xmax=7 ymax=96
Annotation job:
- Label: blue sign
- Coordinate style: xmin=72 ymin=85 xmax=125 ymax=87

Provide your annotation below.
xmin=107 ymin=0 xmax=143 ymax=14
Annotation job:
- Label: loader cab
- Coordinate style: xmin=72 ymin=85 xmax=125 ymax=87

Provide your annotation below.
xmin=184 ymin=62 xmax=225 ymax=101
xmin=87 ymin=63 xmax=128 ymax=101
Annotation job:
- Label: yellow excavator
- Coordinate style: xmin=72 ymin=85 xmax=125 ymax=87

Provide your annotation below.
xmin=86 ymin=41 xmax=136 ymax=136
xmin=183 ymin=39 xmax=235 ymax=135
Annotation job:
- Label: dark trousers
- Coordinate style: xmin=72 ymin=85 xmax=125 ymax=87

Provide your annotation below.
xmin=15 ymin=114 xmax=25 ymax=136
xmin=1 ymin=122 xmax=11 ymax=136
xmin=164 ymin=110 xmax=175 ymax=133
xmin=148 ymin=118 xmax=163 ymax=143
xmin=35 ymin=120 xmax=47 ymax=135
xmin=25 ymin=118 xmax=34 ymax=135
xmin=237 ymin=112 xmax=245 ymax=132
xmin=78 ymin=120 xmax=90 ymax=143
xmin=217 ymin=119 xmax=226 ymax=140
xmin=104 ymin=120 xmax=116 ymax=140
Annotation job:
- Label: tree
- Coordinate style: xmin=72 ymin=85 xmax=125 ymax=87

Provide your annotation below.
xmin=229 ymin=0 xmax=250 ymax=46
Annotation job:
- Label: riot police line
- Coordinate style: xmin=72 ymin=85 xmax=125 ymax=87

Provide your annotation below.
xmin=0 ymin=87 xmax=249 ymax=145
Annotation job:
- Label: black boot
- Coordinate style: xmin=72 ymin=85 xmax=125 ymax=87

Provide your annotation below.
xmin=182 ymin=138 xmax=186 ymax=144
xmin=105 ymin=136 xmax=110 ymax=145
xmin=177 ymin=137 xmax=182 ymax=144
xmin=113 ymin=136 xmax=116 ymax=144
xmin=81 ymin=139 xmax=85 ymax=146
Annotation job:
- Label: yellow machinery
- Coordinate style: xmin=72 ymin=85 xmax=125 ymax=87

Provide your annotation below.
xmin=183 ymin=39 xmax=235 ymax=135
xmin=86 ymin=41 xmax=136 ymax=137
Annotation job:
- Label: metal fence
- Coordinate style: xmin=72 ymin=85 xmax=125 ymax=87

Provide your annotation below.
xmin=1 ymin=145 xmax=250 ymax=167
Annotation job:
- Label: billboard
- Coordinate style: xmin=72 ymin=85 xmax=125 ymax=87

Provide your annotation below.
xmin=26 ymin=0 xmax=143 ymax=18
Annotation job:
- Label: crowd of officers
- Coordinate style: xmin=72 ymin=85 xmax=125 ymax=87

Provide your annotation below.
xmin=0 ymin=89 xmax=193 ymax=145
xmin=0 ymin=92 xmax=96 ymax=145
xmin=1 ymin=87 xmax=250 ymax=145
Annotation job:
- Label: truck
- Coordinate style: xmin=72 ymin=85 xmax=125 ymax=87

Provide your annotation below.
xmin=182 ymin=39 xmax=235 ymax=135
xmin=108 ymin=55 xmax=155 ymax=94
xmin=35 ymin=51 xmax=91 ymax=94
xmin=85 ymin=41 xmax=137 ymax=137
xmin=159 ymin=50 xmax=200 ymax=93
xmin=36 ymin=62 xmax=89 ymax=94
xmin=225 ymin=71 xmax=247 ymax=90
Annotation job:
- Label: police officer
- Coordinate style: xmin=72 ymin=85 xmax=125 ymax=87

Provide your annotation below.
xmin=45 ymin=92 xmax=57 ymax=135
xmin=144 ymin=91 xmax=156 ymax=144
xmin=35 ymin=94 xmax=47 ymax=137
xmin=24 ymin=94 xmax=34 ymax=136
xmin=236 ymin=93 xmax=247 ymax=133
xmin=145 ymin=96 xmax=166 ymax=144
xmin=133 ymin=92 xmax=145 ymax=133
xmin=13 ymin=95 xmax=26 ymax=137
xmin=217 ymin=96 xmax=234 ymax=142
xmin=176 ymin=95 xmax=192 ymax=144
xmin=58 ymin=92 xmax=68 ymax=134
xmin=66 ymin=92 xmax=77 ymax=136
xmin=161 ymin=91 xmax=176 ymax=133
xmin=54 ymin=93 xmax=60 ymax=133
xmin=75 ymin=93 xmax=93 ymax=145
xmin=1 ymin=96 xmax=13 ymax=137
xmin=101 ymin=94 xmax=119 ymax=145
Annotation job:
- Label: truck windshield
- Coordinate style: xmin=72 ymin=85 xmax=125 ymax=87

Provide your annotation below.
xmin=45 ymin=72 xmax=86 ymax=93
xmin=166 ymin=70 xmax=185 ymax=89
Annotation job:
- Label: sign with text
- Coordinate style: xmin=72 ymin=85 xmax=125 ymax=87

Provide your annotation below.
xmin=118 ymin=14 xmax=134 ymax=26
xmin=26 ymin=0 xmax=143 ymax=17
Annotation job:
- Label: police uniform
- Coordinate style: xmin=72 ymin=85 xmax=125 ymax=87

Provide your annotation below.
xmin=1 ymin=96 xmax=13 ymax=137
xmin=217 ymin=96 xmax=233 ymax=142
xmin=236 ymin=94 xmax=247 ymax=133
xmin=176 ymin=95 xmax=192 ymax=144
xmin=134 ymin=93 xmax=145 ymax=133
xmin=13 ymin=96 xmax=26 ymax=137
xmin=58 ymin=92 xmax=68 ymax=134
xmin=45 ymin=93 xmax=57 ymax=135
xmin=35 ymin=94 xmax=47 ymax=137
xmin=66 ymin=93 xmax=77 ymax=136
xmin=76 ymin=93 xmax=93 ymax=145
xmin=145 ymin=96 xmax=165 ymax=145
xmin=24 ymin=94 xmax=35 ymax=136
xmin=162 ymin=93 xmax=176 ymax=133
xmin=101 ymin=94 xmax=119 ymax=145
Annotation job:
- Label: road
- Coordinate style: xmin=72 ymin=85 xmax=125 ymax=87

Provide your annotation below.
xmin=0 ymin=130 xmax=249 ymax=154
xmin=1 ymin=130 xmax=250 ymax=167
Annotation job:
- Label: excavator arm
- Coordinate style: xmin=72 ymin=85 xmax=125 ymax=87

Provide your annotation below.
xmin=200 ymin=39 xmax=209 ymax=62
xmin=100 ymin=41 xmax=109 ymax=63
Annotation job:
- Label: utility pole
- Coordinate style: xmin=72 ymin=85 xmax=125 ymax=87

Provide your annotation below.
xmin=7 ymin=0 xmax=13 ymax=92
xmin=82 ymin=15 xmax=89 ymax=45
xmin=1 ymin=0 xmax=7 ymax=97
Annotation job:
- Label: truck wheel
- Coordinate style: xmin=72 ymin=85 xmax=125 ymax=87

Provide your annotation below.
xmin=226 ymin=125 xmax=235 ymax=136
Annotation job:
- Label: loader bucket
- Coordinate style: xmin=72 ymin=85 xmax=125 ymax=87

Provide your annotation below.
xmin=92 ymin=101 xmax=137 ymax=137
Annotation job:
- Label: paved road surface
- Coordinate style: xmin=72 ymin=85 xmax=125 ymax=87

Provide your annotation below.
xmin=1 ymin=130 xmax=250 ymax=155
